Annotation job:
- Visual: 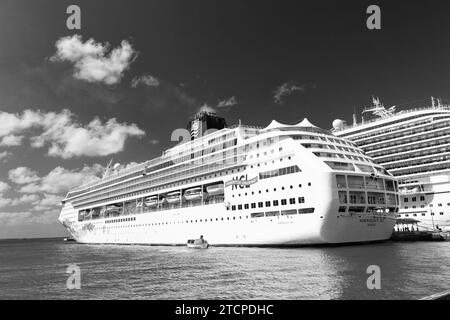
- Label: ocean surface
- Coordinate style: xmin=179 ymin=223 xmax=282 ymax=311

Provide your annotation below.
xmin=0 ymin=238 xmax=448 ymax=300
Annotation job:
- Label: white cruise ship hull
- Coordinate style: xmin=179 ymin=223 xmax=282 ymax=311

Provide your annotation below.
xmin=62 ymin=204 xmax=395 ymax=245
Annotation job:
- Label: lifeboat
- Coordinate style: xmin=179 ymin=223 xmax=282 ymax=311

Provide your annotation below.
xmin=206 ymin=183 xmax=224 ymax=195
xmin=166 ymin=191 xmax=181 ymax=204
xmin=105 ymin=204 xmax=122 ymax=215
xmin=144 ymin=196 xmax=158 ymax=207
xmin=184 ymin=187 xmax=206 ymax=201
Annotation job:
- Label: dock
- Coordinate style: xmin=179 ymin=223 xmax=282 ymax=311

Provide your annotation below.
xmin=390 ymin=231 xmax=449 ymax=242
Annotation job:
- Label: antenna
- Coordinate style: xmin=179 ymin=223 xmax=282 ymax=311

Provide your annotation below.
xmin=102 ymin=158 xmax=114 ymax=178
xmin=431 ymin=96 xmax=435 ymax=108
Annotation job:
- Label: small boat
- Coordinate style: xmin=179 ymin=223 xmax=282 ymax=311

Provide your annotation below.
xmin=187 ymin=236 xmax=209 ymax=249
xmin=63 ymin=237 xmax=76 ymax=242
xmin=184 ymin=187 xmax=206 ymax=201
xmin=166 ymin=191 xmax=181 ymax=204
xmin=144 ymin=196 xmax=158 ymax=207
xmin=206 ymin=183 xmax=224 ymax=195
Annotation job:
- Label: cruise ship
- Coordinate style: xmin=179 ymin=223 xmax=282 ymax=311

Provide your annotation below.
xmin=58 ymin=112 xmax=399 ymax=245
xmin=334 ymin=97 xmax=450 ymax=231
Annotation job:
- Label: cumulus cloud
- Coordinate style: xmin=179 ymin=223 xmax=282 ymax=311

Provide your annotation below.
xmin=0 ymin=109 xmax=145 ymax=158
xmin=0 ymin=181 xmax=10 ymax=193
xmin=217 ymin=96 xmax=237 ymax=108
xmin=0 ymin=109 xmax=42 ymax=137
xmin=0 ymin=135 xmax=23 ymax=146
xmin=32 ymin=194 xmax=62 ymax=211
xmin=273 ymin=82 xmax=315 ymax=104
xmin=8 ymin=167 xmax=40 ymax=184
xmin=0 ymin=209 xmax=59 ymax=226
xmin=16 ymin=164 xmax=104 ymax=194
xmin=50 ymin=35 xmax=137 ymax=85
xmin=131 ymin=74 xmax=160 ymax=88
xmin=1 ymin=164 xmax=104 ymax=226
xmin=0 ymin=194 xmax=40 ymax=208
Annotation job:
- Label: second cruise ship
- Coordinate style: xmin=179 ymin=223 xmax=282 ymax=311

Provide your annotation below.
xmin=58 ymin=112 xmax=398 ymax=245
xmin=334 ymin=97 xmax=450 ymax=231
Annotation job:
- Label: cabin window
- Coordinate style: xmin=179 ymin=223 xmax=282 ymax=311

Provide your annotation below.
xmin=281 ymin=209 xmax=297 ymax=215
xmin=336 ymin=175 xmax=347 ymax=188
xmin=273 ymin=200 xmax=279 ymax=206
xmin=298 ymin=208 xmax=315 ymax=214
xmin=265 ymin=211 xmax=279 ymax=217
xmin=251 ymin=212 xmax=264 ymax=218
xmin=238 ymin=205 xmax=242 ymax=210
xmin=232 ymin=205 xmax=236 ymax=211
xmin=338 ymin=206 xmax=346 ymax=213
xmin=265 ymin=201 xmax=271 ymax=207
xmin=258 ymin=202 xmax=263 ymax=208
xmin=348 ymin=206 xmax=365 ymax=213
xmin=298 ymin=197 xmax=305 ymax=203
xmin=281 ymin=199 xmax=287 ymax=205
xmin=244 ymin=204 xmax=249 ymax=209
xmin=338 ymin=191 xmax=347 ymax=204
xmin=251 ymin=203 xmax=256 ymax=209
xmin=349 ymin=191 xmax=365 ymax=204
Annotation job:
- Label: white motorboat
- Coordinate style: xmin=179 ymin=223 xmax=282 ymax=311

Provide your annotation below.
xmin=187 ymin=237 xmax=209 ymax=249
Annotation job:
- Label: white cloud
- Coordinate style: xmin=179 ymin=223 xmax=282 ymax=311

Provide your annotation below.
xmin=32 ymin=194 xmax=62 ymax=211
xmin=8 ymin=167 xmax=40 ymax=184
xmin=217 ymin=96 xmax=237 ymax=108
xmin=0 ymin=135 xmax=23 ymax=146
xmin=197 ymin=103 xmax=217 ymax=114
xmin=0 ymin=181 xmax=10 ymax=193
xmin=274 ymin=82 xmax=306 ymax=104
xmin=0 ymin=109 xmax=145 ymax=158
xmin=131 ymin=74 xmax=160 ymax=88
xmin=0 ymin=196 xmax=12 ymax=208
xmin=36 ymin=116 xmax=145 ymax=159
xmin=18 ymin=164 xmax=104 ymax=194
xmin=0 ymin=209 xmax=58 ymax=226
xmin=0 ymin=109 xmax=42 ymax=137
xmin=50 ymin=35 xmax=137 ymax=85
xmin=15 ymin=194 xmax=40 ymax=204
xmin=0 ymin=151 xmax=11 ymax=162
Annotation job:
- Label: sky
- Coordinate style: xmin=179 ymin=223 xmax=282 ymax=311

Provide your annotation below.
xmin=1 ymin=0 xmax=450 ymax=239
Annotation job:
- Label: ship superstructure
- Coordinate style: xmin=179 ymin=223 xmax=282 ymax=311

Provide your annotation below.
xmin=59 ymin=112 xmax=398 ymax=245
xmin=334 ymin=97 xmax=450 ymax=231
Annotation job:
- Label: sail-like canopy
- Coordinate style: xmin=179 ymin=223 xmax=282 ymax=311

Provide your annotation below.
xmin=260 ymin=117 xmax=329 ymax=134
xmin=263 ymin=120 xmax=290 ymax=131
xmin=296 ymin=118 xmax=318 ymax=128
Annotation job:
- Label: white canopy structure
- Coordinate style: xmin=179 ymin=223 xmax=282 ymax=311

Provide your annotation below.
xmin=296 ymin=118 xmax=319 ymax=128
xmin=261 ymin=118 xmax=321 ymax=132
xmin=262 ymin=120 xmax=291 ymax=131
